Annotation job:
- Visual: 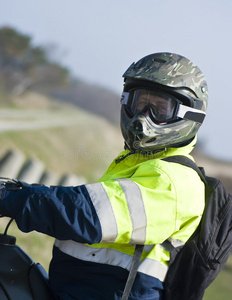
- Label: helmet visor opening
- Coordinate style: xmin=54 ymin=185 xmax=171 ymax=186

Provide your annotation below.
xmin=130 ymin=89 xmax=181 ymax=123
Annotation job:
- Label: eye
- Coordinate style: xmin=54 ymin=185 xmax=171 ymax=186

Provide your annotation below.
xmin=136 ymin=96 xmax=148 ymax=111
xmin=157 ymin=104 xmax=168 ymax=113
xmin=137 ymin=101 xmax=147 ymax=110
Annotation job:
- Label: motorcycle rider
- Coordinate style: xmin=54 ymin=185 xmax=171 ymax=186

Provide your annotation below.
xmin=0 ymin=52 xmax=208 ymax=300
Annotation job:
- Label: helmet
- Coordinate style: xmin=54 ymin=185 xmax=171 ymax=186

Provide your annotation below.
xmin=120 ymin=52 xmax=208 ymax=153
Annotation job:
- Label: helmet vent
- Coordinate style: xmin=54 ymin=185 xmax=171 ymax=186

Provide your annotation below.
xmin=152 ymin=58 xmax=167 ymax=63
xmin=132 ymin=121 xmax=143 ymax=133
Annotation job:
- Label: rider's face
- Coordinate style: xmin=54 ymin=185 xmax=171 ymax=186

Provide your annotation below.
xmin=136 ymin=92 xmax=171 ymax=124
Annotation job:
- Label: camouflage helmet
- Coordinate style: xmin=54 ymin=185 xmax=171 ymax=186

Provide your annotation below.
xmin=123 ymin=52 xmax=208 ymax=109
xmin=120 ymin=52 xmax=208 ymax=153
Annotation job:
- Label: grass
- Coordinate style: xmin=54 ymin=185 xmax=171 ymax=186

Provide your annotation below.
xmin=204 ymin=255 xmax=232 ymax=299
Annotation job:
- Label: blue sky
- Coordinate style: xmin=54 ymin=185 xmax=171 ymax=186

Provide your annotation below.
xmin=1 ymin=0 xmax=232 ymax=160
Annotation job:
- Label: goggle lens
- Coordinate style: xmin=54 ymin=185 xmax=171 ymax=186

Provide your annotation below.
xmin=130 ymin=89 xmax=179 ymax=123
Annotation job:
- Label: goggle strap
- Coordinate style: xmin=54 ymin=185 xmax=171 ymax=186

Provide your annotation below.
xmin=121 ymin=92 xmax=130 ymax=105
xmin=177 ymin=104 xmax=206 ymax=124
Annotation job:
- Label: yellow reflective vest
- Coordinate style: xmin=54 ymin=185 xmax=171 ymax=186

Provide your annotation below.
xmin=55 ymin=137 xmax=205 ymax=283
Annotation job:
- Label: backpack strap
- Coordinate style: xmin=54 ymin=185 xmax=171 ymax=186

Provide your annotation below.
xmin=162 ymin=155 xmax=207 ymax=185
xmin=121 ymin=244 xmax=144 ymax=300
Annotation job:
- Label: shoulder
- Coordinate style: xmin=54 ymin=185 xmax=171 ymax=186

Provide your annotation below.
xmin=136 ymin=155 xmax=204 ymax=191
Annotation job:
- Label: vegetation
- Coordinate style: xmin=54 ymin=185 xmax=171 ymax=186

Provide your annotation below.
xmin=0 ymin=26 xmax=120 ymax=124
xmin=0 ymin=27 xmax=69 ymax=96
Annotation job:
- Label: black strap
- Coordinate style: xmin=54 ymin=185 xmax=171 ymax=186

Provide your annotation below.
xmin=121 ymin=245 xmax=144 ymax=300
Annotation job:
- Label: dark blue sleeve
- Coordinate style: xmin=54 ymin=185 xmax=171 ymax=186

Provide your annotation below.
xmin=0 ymin=185 xmax=102 ymax=244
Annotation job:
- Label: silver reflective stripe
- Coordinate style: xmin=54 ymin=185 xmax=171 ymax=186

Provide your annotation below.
xmin=55 ymin=240 xmax=168 ymax=282
xmin=116 ymin=179 xmax=147 ymax=244
xmin=55 ymin=239 xmax=133 ymax=270
xmin=138 ymin=257 xmax=168 ymax=282
xmin=85 ymin=182 xmax=118 ymax=243
xmin=168 ymin=238 xmax=185 ymax=248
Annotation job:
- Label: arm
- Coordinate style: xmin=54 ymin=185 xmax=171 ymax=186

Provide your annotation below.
xmin=0 ymin=184 xmax=102 ymax=244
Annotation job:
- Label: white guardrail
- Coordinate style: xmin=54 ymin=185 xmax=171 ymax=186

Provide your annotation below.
xmin=0 ymin=149 xmax=86 ymax=186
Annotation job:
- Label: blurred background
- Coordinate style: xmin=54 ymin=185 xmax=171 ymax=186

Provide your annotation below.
xmin=0 ymin=0 xmax=232 ymax=299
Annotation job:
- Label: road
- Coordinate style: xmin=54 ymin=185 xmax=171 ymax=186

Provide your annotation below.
xmin=0 ymin=108 xmax=83 ymax=132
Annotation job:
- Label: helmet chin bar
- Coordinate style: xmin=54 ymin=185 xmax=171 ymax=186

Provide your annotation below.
xmin=124 ymin=141 xmax=165 ymax=155
xmin=125 ymin=117 xmax=166 ymax=153
xmin=120 ymin=103 xmax=201 ymax=154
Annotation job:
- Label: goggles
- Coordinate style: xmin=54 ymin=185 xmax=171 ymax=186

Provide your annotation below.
xmin=121 ymin=89 xmax=206 ymax=124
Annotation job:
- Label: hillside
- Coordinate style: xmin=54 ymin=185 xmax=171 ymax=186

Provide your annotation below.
xmin=51 ymin=80 xmax=121 ymax=125
xmin=0 ymin=92 xmax=124 ymax=182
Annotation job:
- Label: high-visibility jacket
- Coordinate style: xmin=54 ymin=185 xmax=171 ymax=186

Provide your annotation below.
xmin=0 ymin=137 xmax=205 ymax=300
